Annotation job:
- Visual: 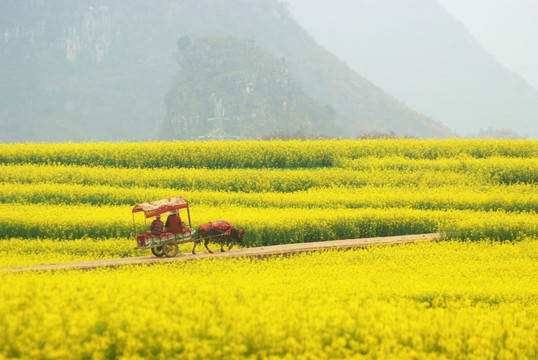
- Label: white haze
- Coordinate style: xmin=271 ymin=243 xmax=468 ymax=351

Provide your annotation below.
xmin=285 ymin=0 xmax=538 ymax=137
xmin=286 ymin=0 xmax=538 ymax=90
xmin=437 ymin=0 xmax=538 ymax=91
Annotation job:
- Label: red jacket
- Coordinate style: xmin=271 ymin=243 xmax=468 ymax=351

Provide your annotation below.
xmin=165 ymin=214 xmax=182 ymax=234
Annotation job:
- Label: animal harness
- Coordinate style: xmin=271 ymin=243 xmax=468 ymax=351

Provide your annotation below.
xmin=200 ymin=220 xmax=233 ymax=236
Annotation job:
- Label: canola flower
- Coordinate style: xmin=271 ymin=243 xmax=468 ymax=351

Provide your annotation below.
xmin=0 ymin=163 xmax=493 ymax=192
xmin=1 ymin=156 xmax=536 ymax=191
xmin=0 ymin=238 xmax=152 ymax=268
xmin=0 ymin=240 xmax=536 ymax=359
xmin=1 ymin=203 xmax=536 ymax=244
xmin=0 ymin=138 xmax=536 ymax=262
xmin=1 ymin=182 xmax=536 ymax=212
xmin=0 ymin=139 xmax=536 ymax=168
xmin=0 ymin=139 xmax=537 ymax=358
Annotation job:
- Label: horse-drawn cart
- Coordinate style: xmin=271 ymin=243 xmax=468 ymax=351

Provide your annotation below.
xmin=132 ymin=196 xmax=195 ymax=258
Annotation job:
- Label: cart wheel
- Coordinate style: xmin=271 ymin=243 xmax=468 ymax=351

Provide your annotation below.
xmin=163 ymin=241 xmax=179 ymax=257
xmin=151 ymin=246 xmax=164 ymax=257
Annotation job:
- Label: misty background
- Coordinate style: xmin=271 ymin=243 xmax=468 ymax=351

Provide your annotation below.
xmin=286 ymin=0 xmax=538 ymax=137
xmin=1 ymin=0 xmax=537 ymax=143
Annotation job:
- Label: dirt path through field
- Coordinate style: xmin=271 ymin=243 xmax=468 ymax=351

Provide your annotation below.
xmin=3 ymin=233 xmax=441 ymax=273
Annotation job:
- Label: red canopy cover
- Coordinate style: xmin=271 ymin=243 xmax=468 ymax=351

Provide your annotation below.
xmin=132 ymin=197 xmax=189 ymax=218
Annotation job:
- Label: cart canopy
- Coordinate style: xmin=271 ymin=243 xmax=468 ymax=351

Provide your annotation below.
xmin=132 ymin=197 xmax=189 ymax=218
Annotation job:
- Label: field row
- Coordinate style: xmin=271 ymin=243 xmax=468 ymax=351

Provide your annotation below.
xmin=1 ymin=139 xmax=536 ymax=168
xmin=1 ymin=183 xmax=536 ymax=212
xmin=1 ymin=204 xmax=536 ymax=243
xmin=1 ymin=240 xmax=536 ymax=359
xmin=338 ymin=156 xmax=538 ymax=185
xmin=0 ymin=238 xmax=147 ymax=268
xmin=2 ymin=139 xmax=537 ymax=360
xmin=2 ymin=158 xmax=536 ymax=194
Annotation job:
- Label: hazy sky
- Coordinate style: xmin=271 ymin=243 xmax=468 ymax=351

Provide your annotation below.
xmin=437 ymin=0 xmax=538 ymax=90
xmin=286 ymin=0 xmax=538 ymax=90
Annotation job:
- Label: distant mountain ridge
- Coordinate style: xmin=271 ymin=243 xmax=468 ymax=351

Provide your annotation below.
xmin=287 ymin=0 xmax=538 ymax=138
xmin=0 ymin=0 xmax=451 ymax=142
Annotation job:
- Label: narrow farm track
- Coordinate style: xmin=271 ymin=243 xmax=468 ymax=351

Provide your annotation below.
xmin=3 ymin=233 xmax=441 ymax=273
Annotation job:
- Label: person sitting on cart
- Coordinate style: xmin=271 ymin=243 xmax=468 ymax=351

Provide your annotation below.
xmin=150 ymin=215 xmax=164 ymax=236
xmin=165 ymin=210 xmax=182 ymax=234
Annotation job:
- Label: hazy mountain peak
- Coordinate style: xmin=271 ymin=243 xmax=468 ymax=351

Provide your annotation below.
xmin=0 ymin=0 xmax=451 ymax=142
xmin=286 ymin=0 xmax=538 ymax=138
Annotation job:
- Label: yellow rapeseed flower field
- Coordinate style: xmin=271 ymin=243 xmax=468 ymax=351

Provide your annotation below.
xmin=1 ymin=240 xmax=537 ymax=359
xmin=0 ymin=139 xmax=536 ymax=358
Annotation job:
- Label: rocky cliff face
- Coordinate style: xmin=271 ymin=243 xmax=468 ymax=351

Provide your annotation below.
xmin=0 ymin=0 xmax=451 ymax=142
xmin=1 ymin=1 xmax=176 ymax=142
xmin=164 ymin=36 xmax=338 ymax=139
